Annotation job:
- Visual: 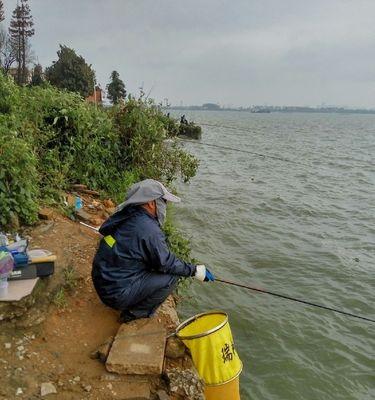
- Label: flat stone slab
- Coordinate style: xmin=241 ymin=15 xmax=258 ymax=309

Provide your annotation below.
xmin=106 ymin=318 xmax=166 ymax=375
xmin=0 ymin=278 xmax=39 ymax=302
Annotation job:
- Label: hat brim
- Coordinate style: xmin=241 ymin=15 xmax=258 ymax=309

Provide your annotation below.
xmin=162 ymin=192 xmax=181 ymax=203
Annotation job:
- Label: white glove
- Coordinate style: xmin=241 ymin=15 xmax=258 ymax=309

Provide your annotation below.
xmin=194 ymin=265 xmax=207 ymax=281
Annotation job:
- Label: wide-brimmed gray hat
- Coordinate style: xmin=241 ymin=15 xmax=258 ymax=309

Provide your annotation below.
xmin=116 ymin=179 xmax=180 ymax=212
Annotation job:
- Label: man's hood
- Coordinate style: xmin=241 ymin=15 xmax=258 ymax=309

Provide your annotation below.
xmin=99 ymin=205 xmax=139 ymax=236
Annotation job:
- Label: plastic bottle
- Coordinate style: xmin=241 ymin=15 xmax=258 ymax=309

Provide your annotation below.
xmin=75 ymin=197 xmax=83 ymax=210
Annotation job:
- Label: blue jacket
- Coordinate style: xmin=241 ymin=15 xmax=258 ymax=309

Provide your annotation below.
xmin=92 ymin=205 xmax=196 ymax=309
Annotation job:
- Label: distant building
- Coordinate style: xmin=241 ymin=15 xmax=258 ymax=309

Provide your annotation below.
xmin=86 ymin=86 xmax=103 ymax=104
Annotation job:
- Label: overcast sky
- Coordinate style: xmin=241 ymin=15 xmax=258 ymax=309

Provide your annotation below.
xmin=3 ymin=0 xmax=375 ymax=107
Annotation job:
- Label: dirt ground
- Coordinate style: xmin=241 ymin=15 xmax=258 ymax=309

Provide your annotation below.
xmin=0 ymin=214 xmax=174 ymax=399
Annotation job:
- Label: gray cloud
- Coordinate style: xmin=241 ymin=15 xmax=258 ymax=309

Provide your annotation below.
xmin=3 ymin=0 xmax=375 ymax=107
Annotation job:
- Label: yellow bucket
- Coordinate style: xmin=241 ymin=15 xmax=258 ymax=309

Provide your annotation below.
xmin=176 ymin=311 xmax=242 ymax=400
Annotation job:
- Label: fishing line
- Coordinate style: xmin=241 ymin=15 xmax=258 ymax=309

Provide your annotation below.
xmin=179 ymin=138 xmax=310 ymax=167
xmin=185 ymin=122 xmax=375 ymax=168
xmin=216 ymin=278 xmax=375 ymax=323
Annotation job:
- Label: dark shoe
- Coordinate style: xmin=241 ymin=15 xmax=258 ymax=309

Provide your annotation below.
xmin=118 ymin=310 xmax=136 ymax=324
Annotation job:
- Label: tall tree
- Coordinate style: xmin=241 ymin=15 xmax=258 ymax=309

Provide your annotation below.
xmin=9 ymin=0 xmax=34 ymax=84
xmin=107 ymin=70 xmax=126 ymax=105
xmin=45 ymin=45 xmax=96 ymax=97
xmin=0 ymin=1 xmax=5 ymax=23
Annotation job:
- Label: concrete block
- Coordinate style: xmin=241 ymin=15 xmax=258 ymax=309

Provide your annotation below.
xmin=38 ymin=208 xmax=54 ymax=220
xmin=106 ymin=318 xmax=166 ymax=375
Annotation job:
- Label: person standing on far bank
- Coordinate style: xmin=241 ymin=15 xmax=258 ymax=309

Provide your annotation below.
xmin=92 ymin=179 xmax=215 ymax=323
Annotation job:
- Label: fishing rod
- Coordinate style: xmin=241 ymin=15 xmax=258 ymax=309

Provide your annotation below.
xmin=216 ymin=278 xmax=375 ymax=323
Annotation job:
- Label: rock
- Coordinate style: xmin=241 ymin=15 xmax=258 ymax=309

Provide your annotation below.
xmin=103 ymin=199 xmax=115 ymax=208
xmin=83 ymin=384 xmax=92 ymax=392
xmin=91 ymin=336 xmax=114 ymax=363
xmin=106 ymin=318 xmax=166 ymax=375
xmin=165 ymin=337 xmax=186 ymax=359
xmin=156 ymin=389 xmax=170 ymax=400
xmin=75 ymin=209 xmax=92 ymax=223
xmin=16 ymin=387 xmax=23 ymax=396
xmin=156 ymin=296 xmax=180 ymax=328
xmin=38 ymin=208 xmax=54 ymax=220
xmin=40 ymin=382 xmax=57 ymax=396
xmin=165 ymin=367 xmax=205 ymax=400
xmin=73 ymin=376 xmax=81 ymax=382
xmin=4 ymin=343 xmax=11 ymax=349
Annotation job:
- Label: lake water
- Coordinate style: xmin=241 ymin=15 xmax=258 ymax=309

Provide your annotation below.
xmin=171 ymin=111 xmax=374 ymax=400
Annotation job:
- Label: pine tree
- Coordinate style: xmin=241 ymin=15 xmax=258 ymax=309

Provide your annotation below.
xmin=9 ymin=0 xmax=34 ymax=84
xmin=107 ymin=71 xmax=126 ymax=105
xmin=0 ymin=1 xmax=5 ymax=23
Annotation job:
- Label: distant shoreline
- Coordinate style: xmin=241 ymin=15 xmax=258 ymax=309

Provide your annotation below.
xmin=167 ymin=106 xmax=375 ymax=115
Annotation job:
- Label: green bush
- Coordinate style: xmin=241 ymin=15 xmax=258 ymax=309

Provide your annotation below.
xmin=0 ymin=129 xmax=39 ymax=226
xmin=0 ymin=72 xmax=198 ymax=228
xmin=112 ymin=97 xmax=199 ymax=184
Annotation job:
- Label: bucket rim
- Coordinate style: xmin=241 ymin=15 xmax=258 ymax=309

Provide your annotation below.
xmin=175 ymin=310 xmax=228 ymax=340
